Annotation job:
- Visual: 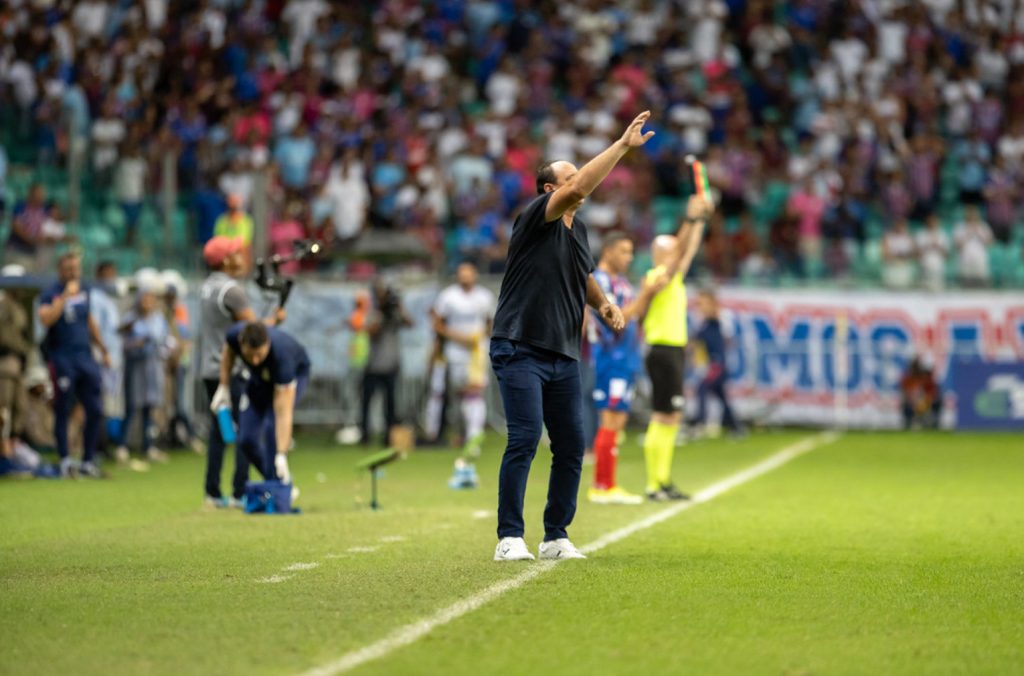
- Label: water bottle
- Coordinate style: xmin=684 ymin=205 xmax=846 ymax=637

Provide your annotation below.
xmin=217 ymin=406 xmax=236 ymax=444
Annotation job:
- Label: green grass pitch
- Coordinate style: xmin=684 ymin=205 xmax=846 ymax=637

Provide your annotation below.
xmin=2 ymin=430 xmax=1022 ymax=675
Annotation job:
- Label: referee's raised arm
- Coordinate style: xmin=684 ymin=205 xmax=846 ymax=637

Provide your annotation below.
xmin=540 ymin=111 xmax=656 ymax=223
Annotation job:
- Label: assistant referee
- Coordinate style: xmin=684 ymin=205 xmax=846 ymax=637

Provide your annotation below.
xmin=490 ymin=111 xmax=655 ymax=562
xmin=641 ymin=195 xmax=712 ymax=501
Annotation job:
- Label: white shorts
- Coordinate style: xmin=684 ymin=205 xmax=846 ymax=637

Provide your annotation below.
xmin=448 ymin=358 xmax=488 ymax=390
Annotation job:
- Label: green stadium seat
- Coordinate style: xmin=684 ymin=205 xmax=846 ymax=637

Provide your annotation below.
xmin=631 ymin=251 xmax=653 ymax=277
xmin=989 ymin=244 xmax=1018 ymax=287
xmin=861 ymin=240 xmax=882 ymax=280
xmin=82 ymin=224 xmax=116 ymax=250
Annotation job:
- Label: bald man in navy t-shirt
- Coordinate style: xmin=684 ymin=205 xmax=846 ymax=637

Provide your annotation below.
xmin=490 ymin=111 xmax=655 ymax=562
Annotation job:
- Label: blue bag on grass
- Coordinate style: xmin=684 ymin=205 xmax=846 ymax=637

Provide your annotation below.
xmin=242 ymin=480 xmax=299 ymax=514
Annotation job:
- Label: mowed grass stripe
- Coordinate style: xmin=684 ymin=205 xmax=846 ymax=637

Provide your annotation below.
xmin=0 ymin=431 xmax=825 ymax=675
xmin=298 ymin=432 xmax=839 ymax=676
xmin=367 ymin=431 xmax=1024 ymax=676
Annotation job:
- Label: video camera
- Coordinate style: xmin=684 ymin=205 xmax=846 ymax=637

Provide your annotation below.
xmin=254 ymin=239 xmax=322 ymax=308
xmin=378 ymin=284 xmax=402 ymax=319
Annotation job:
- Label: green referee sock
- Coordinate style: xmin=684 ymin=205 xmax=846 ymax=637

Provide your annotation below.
xmin=644 ymin=421 xmax=678 ymax=493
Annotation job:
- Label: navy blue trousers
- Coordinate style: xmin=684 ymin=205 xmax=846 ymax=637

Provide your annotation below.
xmin=491 ymin=338 xmax=585 ymax=541
xmin=694 ymin=370 xmax=738 ymax=431
xmin=49 ymin=353 xmax=103 ymax=462
xmin=203 ymin=377 xmax=249 ymax=499
xmin=237 ymin=375 xmax=308 ymax=481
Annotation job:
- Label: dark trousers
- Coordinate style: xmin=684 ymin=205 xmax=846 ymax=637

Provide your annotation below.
xmin=902 ymin=397 xmax=941 ymax=429
xmin=49 ymin=355 xmax=103 ymax=462
xmin=491 ymin=338 xmax=585 ymax=541
xmin=361 ymin=371 xmax=397 ymax=444
xmin=694 ymin=369 xmax=738 ymax=431
xmin=237 ymin=375 xmax=308 ymax=481
xmin=203 ymin=377 xmax=249 ymax=499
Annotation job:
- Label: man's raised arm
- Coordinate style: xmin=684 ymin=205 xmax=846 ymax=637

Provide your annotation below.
xmin=665 ymin=195 xmax=714 ymax=277
xmin=544 ymin=111 xmax=656 ymax=222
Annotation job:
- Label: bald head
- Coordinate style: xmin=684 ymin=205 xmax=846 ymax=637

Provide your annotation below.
xmin=536 ymin=160 xmax=579 ymax=195
xmin=651 ymin=235 xmax=677 ymax=267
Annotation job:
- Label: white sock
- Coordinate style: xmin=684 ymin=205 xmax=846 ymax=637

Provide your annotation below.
xmin=422 ymin=361 xmax=446 ymax=439
xmin=461 ymin=396 xmax=487 ymax=440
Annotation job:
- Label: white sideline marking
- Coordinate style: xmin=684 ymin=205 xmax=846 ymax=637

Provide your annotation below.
xmin=379 ymin=535 xmax=407 ymax=544
xmin=471 ymin=510 xmax=492 ymax=520
xmin=257 ymin=574 xmax=294 ymax=584
xmin=297 ymin=432 xmax=838 ymax=676
xmin=284 ymin=562 xmax=320 ymax=572
xmin=325 ymin=554 xmax=349 ymax=560
xmin=347 ymin=546 xmax=379 ymax=554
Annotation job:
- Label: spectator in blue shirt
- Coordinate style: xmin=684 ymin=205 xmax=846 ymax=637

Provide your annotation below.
xmin=955 ymin=131 xmax=991 ymax=205
xmin=273 ymin=123 xmax=317 ymax=191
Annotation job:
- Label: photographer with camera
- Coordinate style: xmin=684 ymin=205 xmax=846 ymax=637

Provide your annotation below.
xmin=360 ymin=279 xmax=412 ymax=446
xmin=199 ymin=237 xmax=284 ymax=508
xmin=214 ymin=322 xmax=310 ymax=490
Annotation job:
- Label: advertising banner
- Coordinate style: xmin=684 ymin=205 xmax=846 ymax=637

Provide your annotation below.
xmin=712 ymin=288 xmax=1024 ymax=429
xmin=949 ymin=359 xmax=1024 ymax=430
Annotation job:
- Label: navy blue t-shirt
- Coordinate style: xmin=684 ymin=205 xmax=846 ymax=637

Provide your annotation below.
xmin=491 ymin=192 xmax=595 ymax=360
xmin=40 ymin=281 xmax=93 ymax=359
xmin=226 ymin=324 xmax=310 ymax=398
xmin=697 ymin=318 xmax=726 ymax=366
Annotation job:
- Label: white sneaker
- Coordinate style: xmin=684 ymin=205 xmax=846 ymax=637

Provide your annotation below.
xmin=494 ymin=537 xmax=535 ymax=561
xmin=128 ymin=458 xmax=150 ymax=472
xmin=146 ymin=447 xmax=169 ymax=463
xmin=538 ymin=538 xmax=587 ymax=560
xmin=114 ymin=446 xmax=130 ymax=465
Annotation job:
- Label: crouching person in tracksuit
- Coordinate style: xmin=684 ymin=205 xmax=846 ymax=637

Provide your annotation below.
xmin=211 ymin=322 xmax=310 ymax=492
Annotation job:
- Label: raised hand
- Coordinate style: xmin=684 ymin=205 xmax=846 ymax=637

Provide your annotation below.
xmin=686 ymin=194 xmax=714 ymax=221
xmin=620 ymin=111 xmax=656 ymax=148
xmin=643 ymin=269 xmax=670 ymax=295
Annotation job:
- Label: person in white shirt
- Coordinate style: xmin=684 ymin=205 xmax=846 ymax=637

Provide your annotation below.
xmin=91 ymin=98 xmax=126 ymax=180
xmin=72 ymin=0 xmax=109 ymax=45
xmin=954 ymin=206 xmax=995 ymax=287
xmin=218 ymin=154 xmax=254 ymax=208
xmin=485 ymin=60 xmax=522 ymax=118
xmin=882 ymin=218 xmax=917 ymax=289
xmin=323 ymin=150 xmax=368 ymax=242
xmin=916 ymin=214 xmax=950 ymax=291
xmin=115 ymin=144 xmax=148 ymax=245
xmin=430 ymin=262 xmax=496 ymax=481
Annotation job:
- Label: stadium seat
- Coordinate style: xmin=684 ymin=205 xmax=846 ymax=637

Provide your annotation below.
xmin=82 ymin=224 xmax=116 ymax=250
xmin=861 ymin=240 xmax=882 ymax=280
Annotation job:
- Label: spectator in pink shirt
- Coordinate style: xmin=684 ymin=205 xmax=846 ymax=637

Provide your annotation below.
xmin=787 ymin=176 xmax=825 ymax=273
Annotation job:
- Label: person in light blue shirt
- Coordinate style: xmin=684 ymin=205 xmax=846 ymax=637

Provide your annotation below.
xmin=89 ymin=261 xmax=124 ymax=448
xmin=273 ymin=124 xmax=316 ymax=190
xmin=118 ymin=287 xmax=171 ymax=466
xmin=954 ymin=132 xmax=990 ymax=205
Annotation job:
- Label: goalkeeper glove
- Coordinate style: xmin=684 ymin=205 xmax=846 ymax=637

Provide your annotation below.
xmin=275 ymin=452 xmax=291 ymax=484
xmin=209 ymin=384 xmax=231 ymax=413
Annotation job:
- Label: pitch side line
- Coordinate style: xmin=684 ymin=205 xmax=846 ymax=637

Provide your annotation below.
xmin=298 ymin=431 xmax=840 ymax=676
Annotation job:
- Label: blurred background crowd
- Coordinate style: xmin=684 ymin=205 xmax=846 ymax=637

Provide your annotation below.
xmin=2 ymin=0 xmax=1024 ymax=289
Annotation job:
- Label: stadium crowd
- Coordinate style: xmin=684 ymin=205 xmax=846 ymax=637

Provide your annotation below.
xmin=2 ymin=0 xmax=1024 ymax=287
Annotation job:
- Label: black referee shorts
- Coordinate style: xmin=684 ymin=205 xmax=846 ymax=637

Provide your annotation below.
xmin=645 ymin=344 xmax=686 ymax=414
